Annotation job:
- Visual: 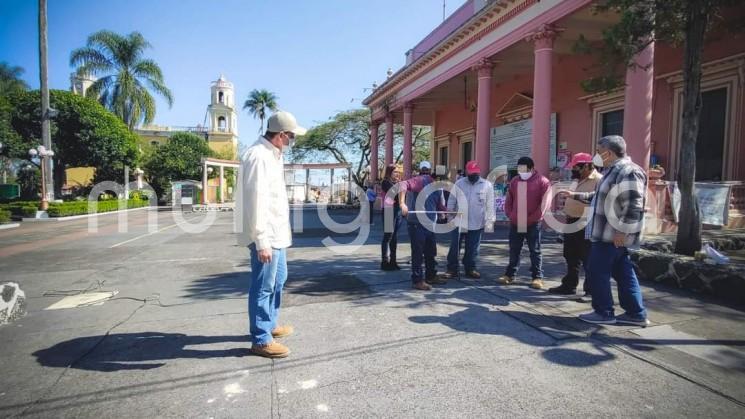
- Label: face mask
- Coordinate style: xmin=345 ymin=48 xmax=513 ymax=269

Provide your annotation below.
xmin=571 ymin=169 xmax=581 ymax=179
xmin=467 ymin=174 xmax=479 ymax=183
xmin=518 ymin=172 xmax=532 ymax=180
xmin=592 ymin=152 xmax=606 ymax=168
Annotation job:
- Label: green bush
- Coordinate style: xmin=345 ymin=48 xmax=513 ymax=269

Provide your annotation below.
xmin=47 ymin=199 xmax=149 ymax=217
xmin=0 ymin=202 xmax=40 ymax=217
xmin=0 ymin=209 xmax=10 ymax=224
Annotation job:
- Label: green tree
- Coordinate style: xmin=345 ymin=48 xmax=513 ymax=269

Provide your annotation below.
xmin=0 ymin=62 xmax=29 ymax=96
xmin=579 ymin=0 xmax=742 ymax=255
xmin=70 ymin=30 xmax=174 ymax=130
xmin=243 ymin=89 xmax=278 ymax=134
xmin=143 ymin=132 xmax=213 ymax=198
xmin=5 ymin=89 xmax=139 ymax=196
xmin=292 ymin=109 xmax=431 ymax=186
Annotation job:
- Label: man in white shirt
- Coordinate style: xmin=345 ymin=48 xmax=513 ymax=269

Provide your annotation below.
xmin=235 ymin=111 xmax=306 ymax=358
xmin=442 ymin=160 xmax=495 ymax=280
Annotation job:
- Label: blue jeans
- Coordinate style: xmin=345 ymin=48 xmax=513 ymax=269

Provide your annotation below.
xmin=447 ymin=228 xmax=483 ymax=273
xmin=408 ymin=223 xmax=436 ymax=283
xmin=381 ymin=211 xmax=404 ymax=261
xmin=587 ymin=242 xmax=647 ymax=319
xmin=505 ymin=224 xmax=543 ymax=279
xmin=248 ymin=244 xmax=288 ymax=345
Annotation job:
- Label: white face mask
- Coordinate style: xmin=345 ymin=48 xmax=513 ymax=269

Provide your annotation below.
xmin=518 ymin=172 xmax=532 ymax=180
xmin=592 ymin=152 xmax=605 ymax=168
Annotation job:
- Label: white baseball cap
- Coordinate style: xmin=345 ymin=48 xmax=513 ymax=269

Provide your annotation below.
xmin=419 ymin=161 xmax=432 ymax=170
xmin=267 ymin=111 xmax=307 ymax=136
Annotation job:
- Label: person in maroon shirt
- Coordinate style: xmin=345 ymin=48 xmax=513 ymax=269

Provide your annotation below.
xmin=498 ymin=156 xmax=551 ymax=290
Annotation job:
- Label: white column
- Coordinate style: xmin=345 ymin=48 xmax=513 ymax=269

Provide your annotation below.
xmin=202 ymin=161 xmax=209 ymax=204
xmin=219 ymin=165 xmax=225 ymax=203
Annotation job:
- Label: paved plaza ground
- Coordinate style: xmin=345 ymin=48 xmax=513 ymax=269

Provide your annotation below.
xmin=1 ymin=209 xmax=744 ymax=418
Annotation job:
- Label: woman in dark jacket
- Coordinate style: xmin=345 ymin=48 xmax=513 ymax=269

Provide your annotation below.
xmin=380 ymin=164 xmax=403 ymax=270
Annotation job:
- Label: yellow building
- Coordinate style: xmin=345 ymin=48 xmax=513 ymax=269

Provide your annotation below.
xmin=65 ymin=74 xmax=239 ymax=190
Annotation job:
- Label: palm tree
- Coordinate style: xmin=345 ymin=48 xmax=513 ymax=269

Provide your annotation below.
xmin=0 ymin=62 xmax=29 ymax=96
xmin=243 ymin=89 xmax=278 ymax=133
xmin=70 ymin=30 xmax=173 ymax=130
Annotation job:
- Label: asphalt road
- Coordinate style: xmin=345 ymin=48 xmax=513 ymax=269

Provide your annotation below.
xmin=1 ymin=209 xmax=744 ymax=418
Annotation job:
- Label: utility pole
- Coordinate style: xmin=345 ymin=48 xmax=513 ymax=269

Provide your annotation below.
xmin=39 ymin=0 xmax=54 ymax=204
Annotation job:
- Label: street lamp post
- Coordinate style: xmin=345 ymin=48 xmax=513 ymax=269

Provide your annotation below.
xmin=29 ymin=145 xmax=54 ymax=211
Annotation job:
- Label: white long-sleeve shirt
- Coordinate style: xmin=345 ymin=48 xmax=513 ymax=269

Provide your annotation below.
xmin=447 ymin=177 xmax=495 ymax=231
xmin=234 ymin=136 xmax=291 ymax=250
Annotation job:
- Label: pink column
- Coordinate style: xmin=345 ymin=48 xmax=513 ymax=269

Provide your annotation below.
xmin=403 ymin=104 xmax=413 ymax=179
xmin=527 ymin=24 xmax=562 ymax=176
xmin=473 ymin=58 xmax=494 ymax=175
xmin=370 ymin=122 xmax=379 ymax=183
xmin=623 ymin=41 xmax=655 ymax=173
xmin=385 ymin=113 xmax=394 ymax=166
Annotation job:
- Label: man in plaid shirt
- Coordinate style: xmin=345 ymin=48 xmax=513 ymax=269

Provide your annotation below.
xmin=561 ymin=135 xmax=650 ymax=327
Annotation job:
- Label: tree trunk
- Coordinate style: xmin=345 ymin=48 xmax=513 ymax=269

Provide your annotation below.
xmin=674 ymin=0 xmax=709 ymax=255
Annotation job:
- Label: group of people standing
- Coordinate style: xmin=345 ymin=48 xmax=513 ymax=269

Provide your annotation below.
xmin=238 ymin=113 xmax=651 ymax=360
xmin=377 ymin=135 xmax=650 ymax=328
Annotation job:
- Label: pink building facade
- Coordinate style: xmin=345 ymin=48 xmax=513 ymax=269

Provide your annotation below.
xmin=364 ymin=0 xmax=745 ymax=186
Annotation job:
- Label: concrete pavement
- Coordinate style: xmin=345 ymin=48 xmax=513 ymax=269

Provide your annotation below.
xmin=0 ymin=209 xmax=744 ymax=418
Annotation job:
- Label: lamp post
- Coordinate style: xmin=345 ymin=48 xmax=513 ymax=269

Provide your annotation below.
xmin=29 ymin=145 xmax=54 ymax=211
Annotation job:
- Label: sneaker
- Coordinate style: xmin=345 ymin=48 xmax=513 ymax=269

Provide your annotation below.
xmin=616 ymin=313 xmax=650 ymax=328
xmin=465 ymin=270 xmax=481 ymax=279
xmin=530 ymin=278 xmax=544 ymax=290
xmin=548 ymin=285 xmax=576 ymax=295
xmin=271 ymin=325 xmax=294 ymax=338
xmin=391 ymin=262 xmax=402 ymax=270
xmin=251 ymin=341 xmax=290 ymax=358
xmin=412 ymin=281 xmax=432 ymax=291
xmin=497 ymin=275 xmax=514 ymax=285
xmin=578 ymin=311 xmax=616 ymax=325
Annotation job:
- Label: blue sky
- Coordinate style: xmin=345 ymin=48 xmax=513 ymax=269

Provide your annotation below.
xmin=1 ymin=0 xmax=457 ymax=149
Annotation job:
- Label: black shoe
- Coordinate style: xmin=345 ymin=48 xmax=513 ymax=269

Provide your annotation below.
xmin=390 ymin=259 xmax=402 ymax=270
xmin=381 ymin=261 xmax=395 ymax=271
xmin=548 ymin=285 xmax=576 ymax=295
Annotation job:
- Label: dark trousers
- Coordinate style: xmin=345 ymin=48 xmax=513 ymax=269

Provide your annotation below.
xmin=447 ymin=228 xmax=483 ymax=273
xmin=408 ymin=223 xmax=437 ymax=283
xmin=381 ymin=212 xmax=404 ymax=261
xmin=505 ymin=224 xmax=543 ymax=279
xmin=561 ymin=220 xmax=591 ymax=292
xmin=587 ymin=242 xmax=647 ymax=319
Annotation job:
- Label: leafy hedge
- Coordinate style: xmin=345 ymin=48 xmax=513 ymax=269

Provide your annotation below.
xmin=0 ymin=209 xmax=10 ymax=224
xmin=0 ymin=202 xmax=39 ymax=217
xmin=47 ymin=199 xmax=150 ymax=217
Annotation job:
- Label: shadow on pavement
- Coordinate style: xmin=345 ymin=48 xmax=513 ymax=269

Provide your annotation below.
xmin=33 ymin=332 xmax=250 ymax=372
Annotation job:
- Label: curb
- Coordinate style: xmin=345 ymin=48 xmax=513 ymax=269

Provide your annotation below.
xmin=21 ymin=206 xmax=154 ymax=222
xmin=0 ymin=223 xmax=20 ymax=230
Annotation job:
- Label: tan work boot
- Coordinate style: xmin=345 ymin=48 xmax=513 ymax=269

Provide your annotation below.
xmin=412 ymin=281 xmax=432 ymax=291
xmin=530 ymin=278 xmax=544 ymax=290
xmin=272 ymin=325 xmax=294 ymax=339
xmin=498 ymin=275 xmax=514 ymax=285
xmin=251 ymin=341 xmax=290 ymax=358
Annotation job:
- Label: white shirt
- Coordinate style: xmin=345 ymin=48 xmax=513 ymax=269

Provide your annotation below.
xmin=234 ymin=136 xmax=292 ymax=250
xmin=447 ymin=177 xmax=495 ymax=231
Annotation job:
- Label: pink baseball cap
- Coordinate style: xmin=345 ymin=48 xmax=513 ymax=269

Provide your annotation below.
xmin=569 ymin=152 xmax=593 ymax=168
xmin=465 ymin=160 xmax=481 ymax=175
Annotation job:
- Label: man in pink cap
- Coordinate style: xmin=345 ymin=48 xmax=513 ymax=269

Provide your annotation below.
xmin=442 ymin=160 xmax=495 ymax=280
xmin=548 ymin=152 xmax=602 ymax=298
